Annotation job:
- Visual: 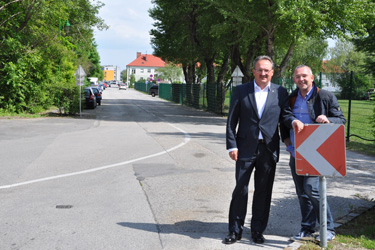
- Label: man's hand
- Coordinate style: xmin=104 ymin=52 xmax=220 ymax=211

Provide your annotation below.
xmin=292 ymin=120 xmax=304 ymax=133
xmin=315 ymin=115 xmax=330 ymax=123
xmin=284 ymin=137 xmax=292 ymax=146
xmin=229 ymin=150 xmax=238 ymax=161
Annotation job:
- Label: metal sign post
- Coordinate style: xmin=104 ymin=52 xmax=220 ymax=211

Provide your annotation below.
xmin=320 ymin=176 xmax=328 ymax=247
xmin=74 ymin=65 xmax=86 ymax=118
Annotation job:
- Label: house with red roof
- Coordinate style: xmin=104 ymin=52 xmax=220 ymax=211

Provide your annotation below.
xmin=125 ymin=52 xmax=166 ymax=84
xmin=320 ymin=60 xmax=344 ymax=92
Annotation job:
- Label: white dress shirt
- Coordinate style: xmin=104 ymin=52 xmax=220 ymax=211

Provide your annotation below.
xmin=254 ymin=81 xmax=270 ymax=139
xmin=228 ymin=81 xmax=270 ymax=152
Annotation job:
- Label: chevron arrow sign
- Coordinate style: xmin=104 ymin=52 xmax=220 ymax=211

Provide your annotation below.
xmin=295 ymin=124 xmax=346 ymax=177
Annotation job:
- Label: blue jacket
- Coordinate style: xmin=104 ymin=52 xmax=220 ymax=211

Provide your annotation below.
xmin=280 ymin=83 xmax=346 ymax=141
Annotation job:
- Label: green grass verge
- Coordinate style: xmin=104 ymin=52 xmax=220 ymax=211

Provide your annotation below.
xmin=298 ymin=206 xmax=375 ymax=249
xmin=338 ymin=100 xmax=375 ymax=156
xmin=0 ymin=107 xmax=62 ymax=119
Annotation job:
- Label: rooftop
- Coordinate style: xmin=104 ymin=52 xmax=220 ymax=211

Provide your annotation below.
xmin=127 ymin=53 xmax=166 ymax=68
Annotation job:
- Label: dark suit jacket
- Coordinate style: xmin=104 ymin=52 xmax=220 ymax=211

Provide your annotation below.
xmin=226 ymin=82 xmax=295 ymax=163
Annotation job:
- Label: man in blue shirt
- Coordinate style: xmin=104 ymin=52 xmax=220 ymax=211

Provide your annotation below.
xmin=281 ymin=65 xmax=346 ymax=242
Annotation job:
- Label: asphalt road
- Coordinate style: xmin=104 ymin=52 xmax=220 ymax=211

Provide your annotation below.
xmin=1 ymin=87 xmax=374 ymax=250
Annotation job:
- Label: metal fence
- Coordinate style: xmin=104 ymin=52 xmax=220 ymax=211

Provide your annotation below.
xmin=134 ymin=72 xmax=375 ymax=143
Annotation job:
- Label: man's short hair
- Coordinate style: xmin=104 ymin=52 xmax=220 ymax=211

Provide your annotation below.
xmin=253 ymin=55 xmax=275 ymax=69
xmin=294 ymin=65 xmax=313 ymax=75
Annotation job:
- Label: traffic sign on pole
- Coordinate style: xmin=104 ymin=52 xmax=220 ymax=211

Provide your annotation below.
xmin=75 ymin=65 xmax=86 ymax=86
xmin=294 ymin=123 xmax=346 ymax=248
xmin=295 ymin=124 xmax=346 ymax=177
xmin=231 ymin=66 xmax=244 ymax=87
xmin=74 ymin=65 xmax=86 ymax=118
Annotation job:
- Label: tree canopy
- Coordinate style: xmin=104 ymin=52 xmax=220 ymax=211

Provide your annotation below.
xmin=150 ymin=0 xmax=375 ymax=84
xmin=0 ymin=0 xmax=107 ymax=114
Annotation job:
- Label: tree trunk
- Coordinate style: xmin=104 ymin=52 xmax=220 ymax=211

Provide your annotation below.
xmin=182 ymin=62 xmax=197 ymax=84
xmin=205 ymin=56 xmax=216 ymax=84
xmin=231 ymin=43 xmax=246 ymax=80
xmin=277 ymin=42 xmax=295 ymax=78
xmin=182 ymin=64 xmax=192 ymax=84
xmin=204 ymin=55 xmax=217 ymax=113
xmin=243 ymin=33 xmax=265 ymax=83
xmin=217 ymin=53 xmax=230 ymax=114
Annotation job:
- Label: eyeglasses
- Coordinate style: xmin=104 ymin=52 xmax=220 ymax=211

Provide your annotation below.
xmin=254 ymin=69 xmax=273 ymax=74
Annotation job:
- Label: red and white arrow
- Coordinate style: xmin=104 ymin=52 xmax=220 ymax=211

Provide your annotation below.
xmin=295 ymin=124 xmax=345 ymax=176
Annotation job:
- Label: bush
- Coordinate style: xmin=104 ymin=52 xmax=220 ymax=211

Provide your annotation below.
xmin=51 ymin=84 xmax=81 ymax=115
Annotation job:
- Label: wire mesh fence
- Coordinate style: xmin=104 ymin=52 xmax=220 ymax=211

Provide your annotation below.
xmin=134 ymin=72 xmax=374 ymax=143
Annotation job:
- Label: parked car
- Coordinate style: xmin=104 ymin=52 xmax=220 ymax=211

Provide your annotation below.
xmin=90 ymin=85 xmax=102 ymax=92
xmin=118 ymin=82 xmax=127 ymax=90
xmin=90 ymin=86 xmax=102 ymax=105
xmin=98 ymin=83 xmax=106 ymax=91
xmin=149 ymin=85 xmax=159 ymax=97
xmin=84 ymin=87 xmax=97 ymax=109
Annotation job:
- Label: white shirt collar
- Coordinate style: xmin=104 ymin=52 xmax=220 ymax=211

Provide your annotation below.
xmin=254 ymin=80 xmax=270 ymax=92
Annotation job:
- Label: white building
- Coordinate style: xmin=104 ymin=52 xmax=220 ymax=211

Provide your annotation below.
xmin=126 ymin=52 xmax=166 ymax=83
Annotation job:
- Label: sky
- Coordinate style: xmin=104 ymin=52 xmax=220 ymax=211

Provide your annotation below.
xmin=93 ymin=0 xmax=155 ymax=72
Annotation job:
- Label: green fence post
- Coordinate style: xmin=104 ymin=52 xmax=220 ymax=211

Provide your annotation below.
xmin=180 ymin=85 xmax=184 ymax=105
xmin=319 ymin=72 xmax=322 ymax=89
xmin=346 ymin=71 xmax=353 ymax=142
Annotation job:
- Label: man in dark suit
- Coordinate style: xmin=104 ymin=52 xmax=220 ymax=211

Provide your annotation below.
xmin=225 ymin=55 xmax=303 ymax=244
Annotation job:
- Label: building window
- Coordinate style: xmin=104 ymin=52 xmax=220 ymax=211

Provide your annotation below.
xmin=140 ymin=68 xmax=144 ymax=73
xmin=132 ymin=69 xmax=136 ymax=74
xmin=147 ymin=68 xmax=151 ymax=73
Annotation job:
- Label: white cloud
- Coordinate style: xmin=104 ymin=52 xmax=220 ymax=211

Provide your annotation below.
xmin=93 ymin=0 xmax=155 ymax=71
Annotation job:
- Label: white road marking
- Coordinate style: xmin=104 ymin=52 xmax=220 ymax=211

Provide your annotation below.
xmin=0 ymin=123 xmax=190 ymax=190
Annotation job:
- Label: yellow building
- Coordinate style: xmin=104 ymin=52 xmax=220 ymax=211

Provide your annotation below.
xmin=102 ymin=65 xmax=120 ymax=83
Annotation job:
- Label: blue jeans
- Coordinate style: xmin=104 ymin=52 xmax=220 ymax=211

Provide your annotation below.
xmin=289 ymin=156 xmax=335 ymax=232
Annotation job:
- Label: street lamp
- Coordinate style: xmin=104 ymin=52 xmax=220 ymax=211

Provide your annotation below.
xmin=59 ymin=19 xmax=71 ymax=41
xmin=58 ymin=19 xmax=71 ymax=74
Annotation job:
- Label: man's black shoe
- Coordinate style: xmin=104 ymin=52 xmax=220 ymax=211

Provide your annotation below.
xmin=251 ymin=231 xmax=265 ymax=244
xmin=224 ymin=232 xmax=242 ymax=244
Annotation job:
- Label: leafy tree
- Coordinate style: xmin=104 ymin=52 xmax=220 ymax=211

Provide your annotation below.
xmin=158 ymin=63 xmax=183 ymax=83
xmin=325 ymin=39 xmax=372 ymax=100
xmin=336 ymin=73 xmax=372 ymax=100
xmin=150 ymin=0 xmax=231 ymax=112
xmin=150 ymin=0 xmax=374 ymax=113
xmin=277 ymin=37 xmax=328 ymax=78
xmin=121 ymin=70 xmax=127 ymax=82
xmin=150 ymin=0 xmax=231 ymax=85
xmin=150 ymin=0 xmax=375 ymax=82
xmin=326 ymin=39 xmax=367 ymax=73
xmin=129 ymin=74 xmax=135 ymax=88
xmin=150 ymin=0 xmax=199 ymax=84
xmin=354 ymin=31 xmax=375 ymax=75
xmin=212 ymin=0 xmax=374 ymax=79
xmin=0 ymin=0 xmax=107 ymax=114
xmin=352 ymin=0 xmax=375 ymax=75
